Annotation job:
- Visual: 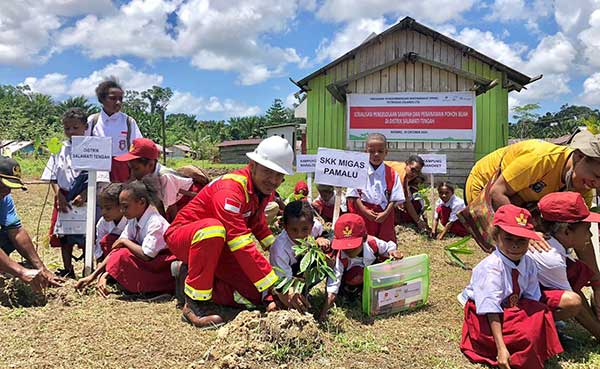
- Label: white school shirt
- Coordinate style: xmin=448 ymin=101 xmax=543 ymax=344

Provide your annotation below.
xmin=270 ymin=220 xmax=324 ymax=279
xmin=41 ymin=140 xmax=80 ymax=191
xmin=315 ymin=193 xmax=348 ymax=212
xmin=119 ymin=205 xmax=169 ymax=258
xmin=147 ymin=163 xmax=194 ymax=208
xmin=527 ymin=237 xmax=573 ymax=291
xmin=434 ymin=194 xmax=466 ymax=222
xmin=94 ymin=216 xmax=128 ymax=259
xmin=86 ymin=110 xmax=143 ymax=156
xmin=461 ymin=249 xmax=541 ymax=314
xmin=347 ymin=163 xmax=404 ymax=209
xmin=326 ymin=237 xmax=397 ymax=294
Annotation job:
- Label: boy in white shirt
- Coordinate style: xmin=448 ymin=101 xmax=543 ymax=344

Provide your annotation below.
xmin=87 ymin=79 xmax=143 ymax=182
xmin=115 ymin=137 xmax=195 ymax=221
xmin=319 ymin=213 xmax=403 ymax=321
xmin=347 ymin=133 xmax=404 ymax=242
xmin=94 ymin=183 xmax=127 ymax=261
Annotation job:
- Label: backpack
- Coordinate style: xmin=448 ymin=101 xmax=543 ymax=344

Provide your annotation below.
xmin=89 ymin=113 xmax=134 ymax=148
xmin=356 ymin=164 xmax=396 ymax=201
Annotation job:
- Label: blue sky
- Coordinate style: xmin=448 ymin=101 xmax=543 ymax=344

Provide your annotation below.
xmin=1 ymin=0 xmax=599 ymax=121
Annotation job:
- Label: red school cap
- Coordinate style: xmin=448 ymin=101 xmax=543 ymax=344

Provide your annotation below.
xmin=538 ymin=191 xmax=600 ymax=223
xmin=294 ymin=180 xmax=308 ymax=194
xmin=493 ymin=204 xmax=541 ymax=241
xmin=114 ymin=138 xmax=160 ymax=161
xmin=332 ymin=213 xmax=367 ymax=250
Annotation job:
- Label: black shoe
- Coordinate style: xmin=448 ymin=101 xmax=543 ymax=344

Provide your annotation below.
xmin=55 ymin=268 xmax=76 ymax=279
xmin=171 ymin=261 xmax=188 ymax=308
xmin=181 ymin=296 xmax=224 ymax=329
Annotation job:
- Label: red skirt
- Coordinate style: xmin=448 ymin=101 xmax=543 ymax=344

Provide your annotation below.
xmin=99 ymin=233 xmax=120 ymax=259
xmin=436 ymin=205 xmax=468 ymax=237
xmin=348 ymin=200 xmax=396 ymax=243
xmin=106 ymin=248 xmax=176 ymax=294
xmin=461 ymin=299 xmax=563 ymax=369
xmin=395 ymin=200 xmax=423 ymax=225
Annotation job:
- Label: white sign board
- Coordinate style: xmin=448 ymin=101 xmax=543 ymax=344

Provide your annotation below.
xmin=420 ymin=154 xmax=447 ymax=174
xmin=296 ymin=154 xmax=317 ymax=173
xmin=315 ymin=148 xmax=369 ymax=190
xmin=72 ymin=136 xmax=112 ymax=171
xmin=54 ymin=206 xmax=87 ymax=235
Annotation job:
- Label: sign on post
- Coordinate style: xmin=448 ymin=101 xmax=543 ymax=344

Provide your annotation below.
xmin=72 ymin=136 xmax=112 ymax=276
xmin=296 ymin=154 xmax=317 ymax=200
xmin=418 ymin=154 xmax=447 ymax=226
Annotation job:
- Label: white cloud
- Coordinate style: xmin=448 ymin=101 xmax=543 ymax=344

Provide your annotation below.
xmin=316 ymin=18 xmax=389 ymax=62
xmin=525 ymin=32 xmax=575 ymax=75
xmin=555 ymin=0 xmax=598 ymax=35
xmin=580 ymin=73 xmax=600 ymax=105
xmin=449 ymin=28 xmax=526 ymax=70
xmin=578 ymin=9 xmax=600 ymax=68
xmin=285 ymin=93 xmax=298 ymax=108
xmin=169 ymin=91 xmax=261 ymax=117
xmin=22 ymin=73 xmax=68 ymax=97
xmin=42 ymin=0 xmax=116 ymax=16
xmin=316 ymin=0 xmax=476 ymax=24
xmin=69 ymin=60 xmax=163 ymax=97
xmin=486 ymin=0 xmax=551 ymax=22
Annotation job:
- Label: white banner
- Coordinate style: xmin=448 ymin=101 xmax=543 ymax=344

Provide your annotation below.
xmin=315 ymin=148 xmax=369 ymax=190
xmin=296 ymin=154 xmax=317 ymax=173
xmin=347 ymin=92 xmax=476 ymax=142
xmin=72 ymin=136 xmax=112 ymax=171
xmin=420 ymin=154 xmax=447 ymax=174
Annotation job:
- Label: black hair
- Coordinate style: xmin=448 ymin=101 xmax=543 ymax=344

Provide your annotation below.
xmin=366 ymin=133 xmax=387 ymax=145
xmin=317 ymin=184 xmax=333 ymax=192
xmin=539 ymin=219 xmax=582 ymax=240
xmin=99 ymin=183 xmax=123 ymax=205
xmin=62 ymin=107 xmax=88 ymax=125
xmin=282 ymin=200 xmax=314 ymax=226
xmin=406 ymin=155 xmax=425 ymax=167
xmin=437 ymin=181 xmax=455 ymax=193
xmin=121 ymin=177 xmax=160 ymax=208
xmin=95 ymin=79 xmax=123 ymax=104
xmin=131 ymin=157 xmax=154 ymax=165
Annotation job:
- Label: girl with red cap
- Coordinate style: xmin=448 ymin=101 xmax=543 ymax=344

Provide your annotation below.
xmin=460 ymin=204 xmax=565 ymax=369
xmin=529 ymin=191 xmax=600 ymax=340
xmin=319 ymin=213 xmax=403 ymax=321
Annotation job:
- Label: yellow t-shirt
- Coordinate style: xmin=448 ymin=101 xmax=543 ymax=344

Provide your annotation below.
xmin=465 ymin=139 xmax=593 ymax=206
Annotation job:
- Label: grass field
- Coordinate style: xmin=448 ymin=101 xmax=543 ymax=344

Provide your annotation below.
xmin=2 ymin=160 xmax=600 ymax=368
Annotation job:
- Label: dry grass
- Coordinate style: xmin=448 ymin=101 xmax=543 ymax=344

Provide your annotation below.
xmin=2 ymin=177 xmax=600 ymax=368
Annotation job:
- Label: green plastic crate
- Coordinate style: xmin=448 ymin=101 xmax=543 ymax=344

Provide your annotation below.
xmin=362 ymin=254 xmax=430 ymax=316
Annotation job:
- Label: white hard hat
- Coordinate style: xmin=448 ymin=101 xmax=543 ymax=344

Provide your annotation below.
xmin=246 ymin=136 xmax=294 ymax=175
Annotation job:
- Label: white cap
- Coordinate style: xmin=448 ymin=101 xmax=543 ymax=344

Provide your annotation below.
xmin=246 ymin=136 xmax=294 ymax=175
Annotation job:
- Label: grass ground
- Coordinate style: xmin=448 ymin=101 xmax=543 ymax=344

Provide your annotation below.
xmin=2 ymin=161 xmax=600 ymax=368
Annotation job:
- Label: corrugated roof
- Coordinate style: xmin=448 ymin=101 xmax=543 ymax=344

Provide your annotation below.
xmin=216 ymin=138 xmax=263 ymax=147
xmin=297 ymin=17 xmax=534 ymax=88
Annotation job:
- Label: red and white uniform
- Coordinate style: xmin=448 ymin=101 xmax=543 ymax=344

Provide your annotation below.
xmin=165 ymin=165 xmax=277 ymax=308
xmin=106 ymin=205 xmax=175 ymax=294
xmin=326 ymin=236 xmax=396 ymax=294
xmin=145 ymin=163 xmax=194 ymax=210
xmin=434 ymin=194 xmax=468 ymax=236
xmin=460 ymin=249 xmax=563 ymax=369
xmin=347 ymin=163 xmax=404 ymax=242
xmin=95 ymin=216 xmax=127 ymax=260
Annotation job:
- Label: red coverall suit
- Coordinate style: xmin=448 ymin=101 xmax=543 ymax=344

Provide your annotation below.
xmin=165 ymin=166 xmax=277 ymax=308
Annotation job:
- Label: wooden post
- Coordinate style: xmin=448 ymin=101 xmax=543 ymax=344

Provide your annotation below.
xmin=332 ymin=186 xmax=343 ymax=226
xmin=307 ymin=173 xmax=313 ymax=202
xmin=429 ymin=173 xmax=435 ymax=227
xmin=83 ymin=170 xmax=97 ymax=276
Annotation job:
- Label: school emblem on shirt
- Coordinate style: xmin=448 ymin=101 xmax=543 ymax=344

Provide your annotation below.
xmin=515 ymin=213 xmax=528 ymax=226
xmin=508 ymin=293 xmax=519 ymax=307
xmin=119 ymin=140 xmax=127 ymax=151
xmin=530 ymin=180 xmax=546 ymax=193
xmin=224 ymin=198 xmax=241 ymax=213
xmin=343 ymin=226 xmax=352 ymax=237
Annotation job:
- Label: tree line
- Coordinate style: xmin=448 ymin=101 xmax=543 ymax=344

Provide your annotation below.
xmin=509 ymin=103 xmax=600 ymax=139
xmin=0 ymin=84 xmax=301 ymax=160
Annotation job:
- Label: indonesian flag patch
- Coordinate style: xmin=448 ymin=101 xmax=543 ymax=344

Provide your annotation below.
xmin=224 ymin=198 xmax=242 ymax=213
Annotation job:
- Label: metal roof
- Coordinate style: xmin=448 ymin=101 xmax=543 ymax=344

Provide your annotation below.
xmin=296 ymin=17 xmax=534 ymax=88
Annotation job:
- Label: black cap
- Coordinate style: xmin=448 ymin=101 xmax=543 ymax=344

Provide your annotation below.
xmin=0 ymin=156 xmax=26 ymax=190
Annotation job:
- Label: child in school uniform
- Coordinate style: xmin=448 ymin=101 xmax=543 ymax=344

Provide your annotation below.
xmin=75 ymin=179 xmax=175 ymax=295
xmin=460 ymin=204 xmax=565 ymax=369
xmin=529 ymin=191 xmax=600 ymax=340
xmin=87 ymin=79 xmax=143 ymax=182
xmin=270 ymin=200 xmax=331 ymax=280
xmin=319 ymin=213 xmax=403 ymax=321
xmin=346 ymin=133 xmax=404 ymax=242
xmin=285 ymin=180 xmax=309 ymax=203
xmin=94 ymin=183 xmax=127 ymax=261
xmin=114 ymin=137 xmax=196 ymax=221
xmin=41 ymin=108 xmax=89 ymax=278
xmin=432 ymin=182 xmax=468 ymax=240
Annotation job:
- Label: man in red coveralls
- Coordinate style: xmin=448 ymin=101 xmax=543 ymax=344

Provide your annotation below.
xmin=165 ymin=136 xmax=309 ymax=328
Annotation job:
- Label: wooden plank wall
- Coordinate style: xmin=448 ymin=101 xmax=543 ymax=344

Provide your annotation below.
xmin=306 ymin=28 xmax=509 ymax=185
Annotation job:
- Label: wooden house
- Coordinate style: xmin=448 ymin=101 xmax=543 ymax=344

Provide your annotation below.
xmin=291 ymin=17 xmax=540 ymax=184
xmin=216 ymin=138 xmax=262 ymax=164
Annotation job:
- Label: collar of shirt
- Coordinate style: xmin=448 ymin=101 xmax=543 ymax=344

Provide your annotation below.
xmin=132 ymin=205 xmax=159 ymax=231
xmin=442 ymin=194 xmax=456 ymax=207
xmin=114 ymin=216 xmax=128 ymax=231
xmin=100 ymin=110 xmax=124 ymax=123
xmin=547 ymin=236 xmax=570 ymax=259
xmin=494 ymin=248 xmax=529 ymax=275
xmin=367 ymin=163 xmax=385 ymax=178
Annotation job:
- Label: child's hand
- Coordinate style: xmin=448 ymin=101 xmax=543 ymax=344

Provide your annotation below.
xmin=277 ymin=290 xmax=311 ymax=313
xmin=389 ymin=250 xmax=404 ymax=260
xmin=57 ymin=192 xmax=71 ymax=213
xmin=75 ymin=275 xmax=94 ymax=290
xmin=496 ymin=346 xmax=511 ymax=369
xmin=374 ymin=211 xmax=388 ymax=223
xmin=362 ymin=208 xmax=378 ymax=222
xmin=96 ymin=272 xmax=111 ymax=298
xmin=436 ymin=233 xmax=445 ymax=240
xmin=72 ymin=194 xmax=85 ymax=207
xmin=316 ymin=237 xmax=331 ymax=253
xmin=111 ymin=239 xmax=125 ymax=250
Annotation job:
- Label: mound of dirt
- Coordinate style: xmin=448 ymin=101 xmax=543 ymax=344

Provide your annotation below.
xmin=0 ymin=275 xmax=85 ymax=308
xmin=199 ymin=310 xmax=322 ymax=369
xmin=204 ymin=168 xmax=234 ymax=178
